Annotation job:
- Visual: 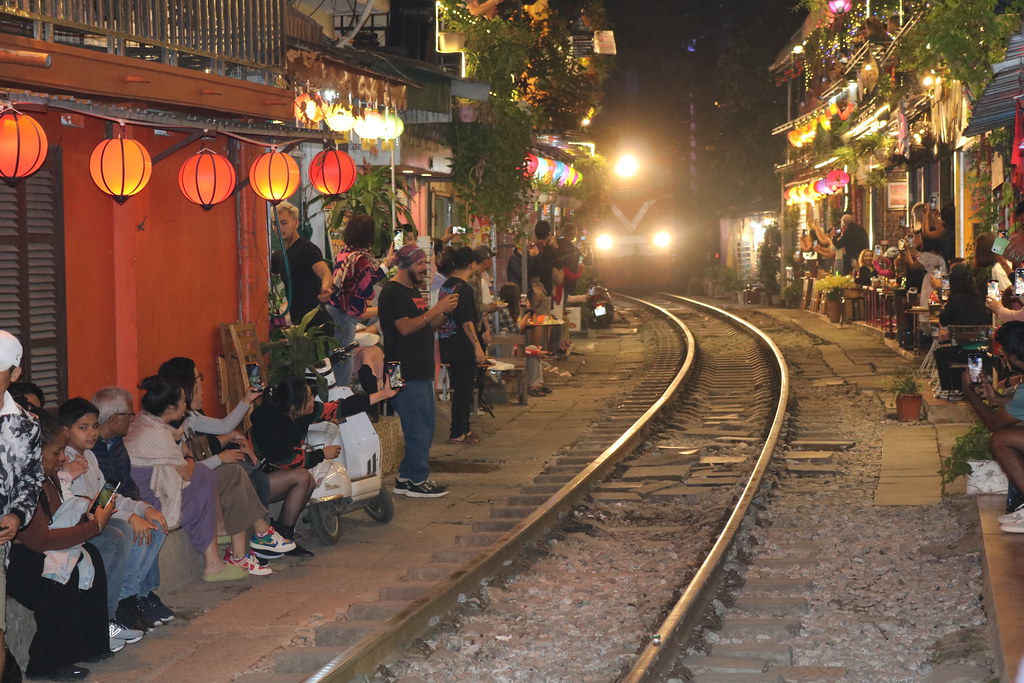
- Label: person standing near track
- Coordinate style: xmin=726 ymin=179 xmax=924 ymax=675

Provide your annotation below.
xmin=378 ymin=245 xmax=458 ymax=498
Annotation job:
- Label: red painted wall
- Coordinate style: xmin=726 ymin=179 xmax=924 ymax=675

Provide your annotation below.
xmin=35 ymin=112 xmax=269 ymax=414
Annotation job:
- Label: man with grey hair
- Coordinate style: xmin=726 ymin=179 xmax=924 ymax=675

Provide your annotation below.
xmin=92 ymin=387 xmax=174 ymax=630
xmin=833 ymin=214 xmax=868 ymax=276
xmin=0 ymin=330 xmax=43 ymax=675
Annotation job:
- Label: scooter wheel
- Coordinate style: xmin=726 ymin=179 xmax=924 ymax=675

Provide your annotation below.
xmin=308 ymin=502 xmax=343 ymax=545
xmin=364 ymin=487 xmax=395 ymax=523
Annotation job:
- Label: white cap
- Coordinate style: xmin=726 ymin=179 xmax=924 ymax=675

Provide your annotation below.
xmin=0 ymin=331 xmax=23 ymax=369
xmin=355 ymin=331 xmax=380 ymax=347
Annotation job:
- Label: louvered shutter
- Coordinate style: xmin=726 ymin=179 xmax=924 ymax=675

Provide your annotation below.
xmin=0 ymin=150 xmax=67 ymax=404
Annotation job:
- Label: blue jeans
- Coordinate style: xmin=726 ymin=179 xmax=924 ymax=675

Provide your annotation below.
xmin=119 ymin=524 xmax=166 ymax=600
xmin=389 ymin=378 xmax=435 ymax=483
xmin=89 ymin=517 xmax=131 ymax=619
xmin=328 ymin=307 xmax=360 ymax=387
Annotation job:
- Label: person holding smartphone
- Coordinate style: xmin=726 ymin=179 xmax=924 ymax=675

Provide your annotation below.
xmin=438 ymin=248 xmax=487 ymax=446
xmin=933 ymin=263 xmax=991 ymax=398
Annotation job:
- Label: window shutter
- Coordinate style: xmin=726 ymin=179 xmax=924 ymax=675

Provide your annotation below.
xmin=0 ymin=150 xmax=67 ymax=404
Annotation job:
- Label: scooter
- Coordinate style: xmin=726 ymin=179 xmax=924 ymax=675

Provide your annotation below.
xmin=585 ymin=283 xmax=614 ymax=329
xmin=301 ymin=338 xmax=394 ymax=544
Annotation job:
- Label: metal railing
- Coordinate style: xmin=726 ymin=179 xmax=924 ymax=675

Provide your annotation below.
xmin=0 ymin=0 xmax=286 ymax=71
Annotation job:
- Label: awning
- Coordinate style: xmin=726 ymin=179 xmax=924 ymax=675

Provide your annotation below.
xmin=963 ymin=30 xmax=1024 ymax=137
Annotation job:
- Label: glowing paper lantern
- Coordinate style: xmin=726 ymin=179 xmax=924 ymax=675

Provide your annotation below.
xmin=353 ymin=111 xmax=384 ymax=140
xmin=249 ymin=151 xmax=299 ymax=204
xmin=90 ymin=137 xmax=152 ymax=204
xmin=524 ymin=154 xmax=539 ymax=176
xmin=379 ymin=113 xmax=405 ymax=140
xmin=293 ymin=93 xmax=324 ymax=123
xmin=0 ymin=109 xmax=48 ymax=186
xmin=838 ymin=102 xmax=855 ymax=120
xmin=828 ymin=0 xmax=851 ymax=12
xmin=309 ymin=149 xmax=357 ymax=195
xmin=324 ymin=105 xmax=355 ymax=133
xmin=178 ymin=148 xmax=236 ymax=210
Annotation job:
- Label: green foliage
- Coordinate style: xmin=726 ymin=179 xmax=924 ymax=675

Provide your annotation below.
xmin=783 ymin=280 xmax=804 ymax=302
xmin=311 ymin=167 xmax=414 ymax=255
xmin=966 ymin=129 xmax=1017 ymax=231
xmin=896 ymin=0 xmax=1024 ymax=96
xmin=261 ymin=308 xmax=333 ymax=400
xmin=939 ymin=422 xmax=993 ymax=492
xmin=758 ymin=224 xmax=782 ymax=295
xmin=886 ymin=366 xmax=921 ymax=397
xmin=705 ymin=265 xmax=741 ymax=293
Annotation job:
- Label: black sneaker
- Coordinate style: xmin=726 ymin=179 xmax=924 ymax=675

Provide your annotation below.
xmin=285 ymin=541 xmax=315 ymax=558
xmin=403 ymin=479 xmax=449 ymax=498
xmin=393 ymin=478 xmax=411 ymax=495
xmin=138 ymin=592 xmax=174 ymax=624
xmin=117 ymin=597 xmax=155 ymax=632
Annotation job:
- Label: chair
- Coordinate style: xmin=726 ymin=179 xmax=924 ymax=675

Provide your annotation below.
xmin=487 ymin=333 xmax=529 ymax=405
xmin=218 ymin=322 xmax=265 ymax=427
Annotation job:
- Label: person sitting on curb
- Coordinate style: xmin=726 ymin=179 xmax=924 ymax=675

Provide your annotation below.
xmin=961 ymin=320 xmax=1024 ymax=530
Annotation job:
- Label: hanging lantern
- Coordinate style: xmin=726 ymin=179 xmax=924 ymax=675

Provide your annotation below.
xmin=178 ymin=148 xmax=236 ymax=210
xmin=90 ymin=137 xmax=152 ymax=204
xmin=379 ymin=112 xmax=405 ymax=141
xmin=524 ymin=154 xmax=539 ymax=177
xmin=293 ymin=93 xmax=324 ymax=123
xmin=324 ymin=105 xmax=355 ymax=133
xmin=309 ymin=149 xmax=357 ymax=195
xmin=353 ymin=111 xmax=384 ymax=140
xmin=0 ymin=109 xmax=48 ymax=186
xmin=249 ymin=151 xmax=299 ymax=204
xmin=828 ymin=0 xmax=851 ymax=13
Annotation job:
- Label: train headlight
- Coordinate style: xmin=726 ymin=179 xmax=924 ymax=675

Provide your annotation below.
xmin=595 ymin=234 xmax=614 ymax=251
xmin=653 ymin=231 xmax=672 ymax=249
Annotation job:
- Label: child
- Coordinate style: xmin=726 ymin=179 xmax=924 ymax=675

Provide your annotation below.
xmin=59 ymin=398 xmax=166 ymax=643
xmin=6 ymin=409 xmax=115 ymax=678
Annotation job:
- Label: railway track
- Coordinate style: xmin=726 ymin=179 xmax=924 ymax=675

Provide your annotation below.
xmin=303 ymin=294 xmax=789 ymax=682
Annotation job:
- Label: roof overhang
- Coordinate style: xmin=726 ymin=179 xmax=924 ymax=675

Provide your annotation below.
xmin=963 ymin=30 xmax=1024 ymax=137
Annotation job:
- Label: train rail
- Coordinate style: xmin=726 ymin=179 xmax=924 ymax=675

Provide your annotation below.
xmin=306 ymin=294 xmax=788 ymax=682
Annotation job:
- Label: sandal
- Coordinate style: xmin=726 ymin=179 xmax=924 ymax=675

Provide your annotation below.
xmin=528 ymin=387 xmax=546 ymax=397
xmin=465 ymin=432 xmax=482 ymax=444
xmin=446 ymin=435 xmax=477 ymax=446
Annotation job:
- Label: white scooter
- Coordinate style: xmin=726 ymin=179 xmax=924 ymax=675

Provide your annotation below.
xmin=302 ymin=337 xmax=394 ymax=544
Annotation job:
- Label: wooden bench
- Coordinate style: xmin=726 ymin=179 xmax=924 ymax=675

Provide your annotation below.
xmin=488 ymin=334 xmax=528 ymax=405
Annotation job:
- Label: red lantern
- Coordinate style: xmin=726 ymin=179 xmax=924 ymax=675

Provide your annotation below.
xmin=90 ymin=137 xmax=152 ymax=204
xmin=309 ymin=149 xmax=357 ymax=195
xmin=178 ymin=149 xmax=237 ymax=210
xmin=293 ymin=93 xmax=324 ymax=123
xmin=249 ymin=151 xmax=299 ymax=204
xmin=524 ymin=154 xmax=539 ymax=176
xmin=0 ymin=109 xmax=48 ymax=186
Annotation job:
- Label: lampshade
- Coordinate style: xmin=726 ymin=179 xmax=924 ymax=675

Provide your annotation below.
xmin=249 ymin=151 xmax=299 ymax=204
xmin=828 ymin=0 xmax=851 ymax=12
xmin=379 ymin=113 xmax=405 ymax=140
xmin=293 ymin=93 xmax=324 ymax=123
xmin=178 ymin=148 xmax=236 ymax=210
xmin=353 ymin=111 xmax=384 ymax=140
xmin=90 ymin=137 xmax=152 ymax=204
xmin=324 ymin=105 xmax=355 ymax=133
xmin=309 ymin=149 xmax=357 ymax=195
xmin=524 ymin=154 xmax=539 ymax=177
xmin=0 ymin=109 xmax=48 ymax=186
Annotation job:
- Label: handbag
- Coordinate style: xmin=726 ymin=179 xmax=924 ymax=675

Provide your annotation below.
xmin=183 ymin=428 xmax=214 ymax=462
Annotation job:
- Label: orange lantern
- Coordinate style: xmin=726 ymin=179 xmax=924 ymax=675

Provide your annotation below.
xmin=178 ymin=148 xmax=237 ymax=210
xmin=0 ymin=109 xmax=48 ymax=186
xmin=90 ymin=137 xmax=152 ymax=204
xmin=293 ymin=93 xmax=324 ymax=123
xmin=309 ymin=149 xmax=357 ymax=195
xmin=249 ymin=150 xmax=299 ymax=204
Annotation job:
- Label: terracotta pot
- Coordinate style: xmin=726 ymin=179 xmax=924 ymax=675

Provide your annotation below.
xmin=896 ymin=394 xmax=922 ymax=422
xmin=826 ymin=299 xmax=842 ymax=323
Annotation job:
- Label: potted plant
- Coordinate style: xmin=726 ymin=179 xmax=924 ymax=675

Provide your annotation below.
xmin=261 ymin=308 xmax=334 ymax=400
xmin=938 ymin=421 xmax=1005 ymax=494
xmin=887 ymin=367 xmax=923 ymax=422
xmin=782 ymin=281 xmax=803 ymax=308
xmin=813 ymin=274 xmax=855 ymax=323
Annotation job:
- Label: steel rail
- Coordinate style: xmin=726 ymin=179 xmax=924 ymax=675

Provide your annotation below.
xmin=306 ymin=297 xmax=696 ymax=683
xmin=620 ymin=295 xmax=791 ymax=683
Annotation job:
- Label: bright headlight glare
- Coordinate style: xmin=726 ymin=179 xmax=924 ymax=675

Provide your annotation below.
xmin=595 ymin=234 xmax=614 ymax=251
xmin=653 ymin=231 xmax=671 ymax=248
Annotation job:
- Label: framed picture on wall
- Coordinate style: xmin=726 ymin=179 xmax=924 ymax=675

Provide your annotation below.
xmin=888 ymin=180 xmax=909 ymax=209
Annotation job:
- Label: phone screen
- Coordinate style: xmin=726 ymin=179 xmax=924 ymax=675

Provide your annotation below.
xmin=874 ymin=245 xmax=882 ymax=257
xmin=988 ymin=280 xmax=1002 ymax=300
xmin=385 ymin=361 xmax=405 ymax=389
xmin=452 ymin=226 xmax=466 ymax=235
xmin=91 ymin=481 xmax=119 ymax=513
xmin=898 ymin=238 xmax=906 ymax=251
xmin=393 ymin=230 xmax=403 ymax=250
xmin=1015 ymin=269 xmax=1024 ymax=296
xmin=967 ymin=354 xmax=984 ymax=385
xmin=246 ymin=363 xmax=263 ymax=391
xmin=941 ymin=276 xmax=949 ymax=295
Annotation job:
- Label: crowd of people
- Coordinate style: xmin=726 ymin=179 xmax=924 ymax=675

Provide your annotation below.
xmin=0 ymin=209 xmax=587 ymax=679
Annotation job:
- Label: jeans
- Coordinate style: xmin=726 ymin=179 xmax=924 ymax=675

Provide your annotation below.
xmin=119 ymin=524 xmax=166 ymax=600
xmin=88 ymin=517 xmax=131 ymax=619
xmin=328 ymin=306 xmax=360 ymax=387
xmin=446 ymin=360 xmax=476 ymax=439
xmin=389 ymin=378 xmax=435 ymax=483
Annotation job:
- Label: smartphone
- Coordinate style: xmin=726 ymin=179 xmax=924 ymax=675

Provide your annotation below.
xmin=813 ymin=239 xmax=819 ymax=247
xmin=897 ymin=238 xmax=906 ymax=251
xmin=967 ymin=353 xmax=984 ymax=385
xmin=393 ymin=229 xmax=403 ymax=251
xmin=452 ymin=226 xmax=466 ymax=235
xmin=941 ymin=275 xmax=949 ymax=293
xmin=385 ymin=361 xmax=405 ymax=389
xmin=929 ymin=195 xmax=938 ymax=210
xmin=91 ymin=481 xmax=120 ymax=513
xmin=932 ymin=267 xmax=941 ymax=279
xmin=988 ymin=280 xmax=1002 ymax=300
xmin=874 ymin=245 xmax=882 ymax=257
xmin=999 ymin=230 xmax=1009 ymax=240
xmin=1015 ymin=268 xmax=1024 ymax=296
xmin=245 ymin=363 xmax=263 ymax=392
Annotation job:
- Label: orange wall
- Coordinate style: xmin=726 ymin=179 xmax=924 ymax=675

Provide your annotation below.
xmin=37 ymin=113 xmax=269 ymax=414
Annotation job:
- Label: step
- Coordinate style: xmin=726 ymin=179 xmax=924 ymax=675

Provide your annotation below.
xmin=681 ymin=655 xmax=768 ymax=674
xmin=274 ymin=645 xmax=348 ymax=674
xmin=379 ymin=582 xmax=436 ymax=601
xmin=712 ymin=643 xmax=793 ymax=666
xmin=346 ymin=600 xmax=410 ymax=622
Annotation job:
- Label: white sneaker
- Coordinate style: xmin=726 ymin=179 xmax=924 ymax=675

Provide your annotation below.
xmin=109 ymin=635 xmax=125 ymax=653
xmin=1000 ymin=520 xmax=1024 ymax=533
xmin=998 ymin=506 xmax=1024 ymax=524
xmin=249 ymin=527 xmax=296 ymax=554
xmin=226 ymin=551 xmax=273 ymax=576
xmin=109 ymin=619 xmax=143 ymax=644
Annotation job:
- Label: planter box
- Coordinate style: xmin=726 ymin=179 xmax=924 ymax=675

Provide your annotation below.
xmin=966 ymin=460 xmax=1007 ymax=495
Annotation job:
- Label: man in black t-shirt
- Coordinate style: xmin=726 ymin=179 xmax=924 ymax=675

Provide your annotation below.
xmin=438 ymin=248 xmax=485 ymax=446
xmin=378 ymin=245 xmax=458 ymax=498
xmin=269 ymin=201 xmax=333 ymax=329
xmin=832 ymin=214 xmax=868 ymax=276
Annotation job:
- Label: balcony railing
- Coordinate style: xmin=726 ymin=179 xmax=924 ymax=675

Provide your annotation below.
xmin=0 ymin=0 xmax=286 ymax=74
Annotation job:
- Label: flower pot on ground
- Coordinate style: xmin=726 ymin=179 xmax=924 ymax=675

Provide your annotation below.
xmin=813 ymin=274 xmax=855 ymax=323
xmin=887 ymin=367 xmax=922 ymax=422
xmin=939 ymin=421 xmax=999 ymax=494
xmin=826 ymin=299 xmax=842 ymax=323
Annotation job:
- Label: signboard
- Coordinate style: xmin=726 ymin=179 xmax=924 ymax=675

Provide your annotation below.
xmin=888 ymin=180 xmax=909 ymax=209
